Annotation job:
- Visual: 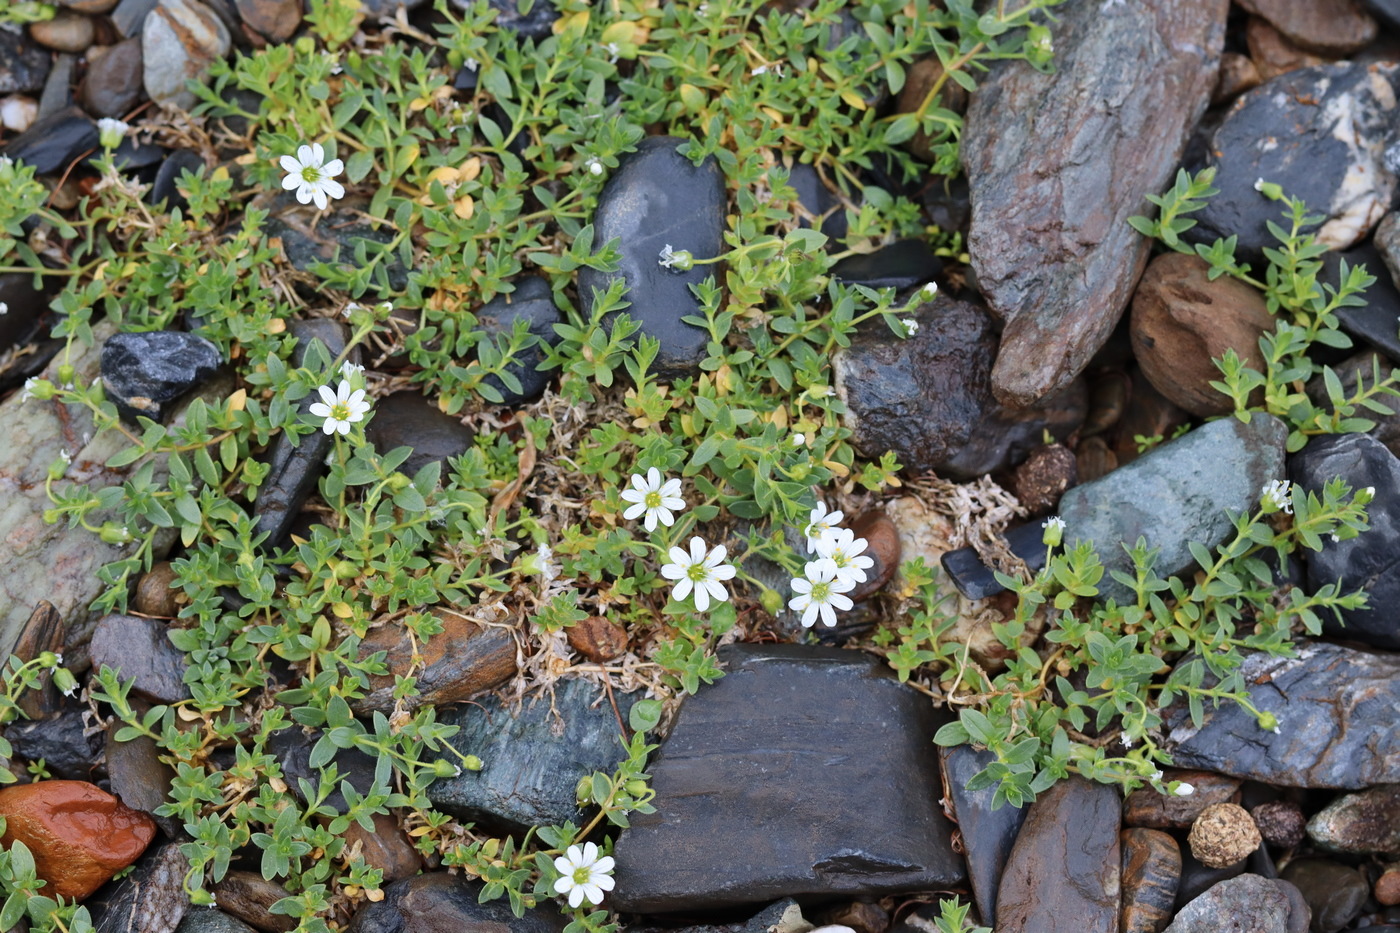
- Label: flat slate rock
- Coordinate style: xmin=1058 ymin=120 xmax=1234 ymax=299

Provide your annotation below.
xmin=995 ymin=776 xmax=1121 ymax=933
xmin=0 ymin=106 xmax=97 ymax=175
xmin=363 ymin=391 xmax=475 ymax=479
xmin=174 ymin=911 xmax=259 ymax=933
xmin=89 ymin=614 xmax=191 ymax=703
xmin=427 ymin=677 xmax=637 ymax=831
xmin=939 ymin=744 xmax=1027 ymax=928
xmin=345 ymin=872 xmax=567 ymax=933
xmin=1165 ymin=641 xmax=1400 ymax=788
xmin=611 ymin=644 xmax=964 ymax=913
xmin=962 ymin=0 xmax=1226 ymax=406
xmin=1058 ymin=413 xmax=1287 ymax=604
xmin=101 ymin=331 xmax=223 ymax=425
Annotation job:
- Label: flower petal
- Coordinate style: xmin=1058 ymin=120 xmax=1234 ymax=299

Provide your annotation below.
xmin=689 ymin=536 xmax=707 ymax=562
xmin=310 ymin=142 xmax=325 ymax=165
xmin=312 ymin=187 xmax=328 ymax=210
xmin=830 ymin=593 xmax=853 ymax=611
xmin=789 ymin=593 xmax=810 ymax=611
xmin=294 ymin=185 xmax=314 ymax=204
xmin=568 ymin=887 xmax=585 ymax=909
xmin=710 ymin=564 xmax=737 ymax=581
xmin=704 ymin=543 xmax=728 ymax=566
xmin=645 ymin=467 xmax=661 ymax=490
xmin=281 ymin=175 xmax=303 ymax=191
xmin=297 ymin=144 xmax=314 ymax=165
xmin=335 ymin=418 xmax=352 ymax=436
xmin=705 ymin=580 xmax=729 ymax=604
xmin=659 ymin=478 xmax=682 ymax=498
xmin=620 ymin=488 xmax=646 ymax=505
xmin=693 ymin=583 xmax=711 ymax=612
xmin=672 ymin=577 xmax=693 ymax=602
xmin=321 ymin=158 xmax=344 ymax=177
xmin=553 ymin=876 xmax=573 ymax=895
xmin=321 ymin=419 xmax=338 ymax=435
xmin=554 ymin=855 xmax=574 ymax=875
xmin=280 ymin=154 xmax=303 ymax=173
xmin=660 ymin=562 xmax=686 ymax=581
xmin=623 ymin=502 xmax=647 ymax=520
xmin=321 ymin=178 xmax=345 ymax=201
xmin=801 ymin=602 xmax=819 ymax=627
xmin=593 ymin=856 xmax=614 ymax=874
xmin=654 ymin=506 xmax=674 ymax=527
xmin=643 ymin=510 xmax=657 ymax=532
xmin=308 ymin=402 xmax=331 ymax=418
xmin=581 ymin=842 xmax=598 ymax=862
xmin=668 ymin=546 xmax=689 ymax=566
xmin=581 ymin=882 xmax=604 ymax=906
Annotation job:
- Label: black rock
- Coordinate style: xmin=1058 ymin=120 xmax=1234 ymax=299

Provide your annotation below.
xmin=89 ymin=842 xmax=190 ymax=933
xmin=0 ymin=106 xmax=97 ymax=175
xmin=0 ymin=29 xmax=52 ymax=95
xmin=107 ymin=726 xmax=178 ymax=835
xmin=88 ymin=614 xmax=191 ymax=704
xmin=252 ymin=319 xmax=352 ymax=549
xmin=940 ymin=520 xmax=1049 ymax=604
xmin=0 ymin=272 xmax=53 ymax=357
xmin=578 ymin=136 xmax=725 ymax=380
xmin=1316 ymin=242 xmax=1400 ymax=367
xmin=150 ymin=150 xmax=205 ymax=212
xmin=364 ymin=391 xmax=474 ymax=479
xmin=267 ymin=727 xmax=378 ymax=815
xmin=1288 ymin=432 xmax=1400 ymax=648
xmin=104 ymin=137 xmax=169 ymax=172
xmin=1278 ymin=859 xmax=1367 ymax=933
xmin=452 ymin=61 xmax=477 ymax=90
xmin=939 ymin=745 xmax=1028 ymax=928
xmin=1164 ymin=641 xmax=1400 ymax=788
xmin=264 ymin=199 xmax=409 ymax=292
xmin=101 ymin=330 xmax=223 ymax=425
xmin=112 ymin=0 xmax=159 ymax=35
xmin=829 ymin=240 xmax=939 ymax=293
xmin=427 ymin=677 xmax=636 ymax=831
xmin=612 ymin=644 xmax=965 ymax=913
xmin=1163 ymin=874 xmax=1310 ymax=933
xmin=7 ymin=708 xmax=102 ymax=780
xmin=1185 ymin=63 xmax=1400 ymax=266
xmin=344 ymin=873 xmax=567 ymax=933
xmin=786 ymin=163 xmax=846 ymax=242
xmin=472 ymin=276 xmax=562 ymax=404
xmin=627 ymin=900 xmax=808 ymax=933
xmin=1364 ymin=0 xmax=1400 ymax=26
xmin=174 ymin=910 xmax=259 ymax=933
xmin=459 ymin=0 xmax=559 ymax=38
xmin=81 ymin=37 xmax=146 ymax=119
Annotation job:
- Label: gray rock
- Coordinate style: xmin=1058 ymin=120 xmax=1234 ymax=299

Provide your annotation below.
xmin=150 ymin=149 xmax=204 ymax=212
xmin=89 ymin=614 xmax=191 ymax=703
xmin=107 ymin=724 xmax=178 ymax=835
xmin=344 ymin=873 xmax=567 ymax=933
xmin=939 ymin=745 xmax=1026 ymax=928
xmin=263 ymin=198 xmax=409 ymax=292
xmin=7 ymin=708 xmax=103 ymax=780
xmin=787 ymin=162 xmax=846 ymax=242
xmin=112 ymin=0 xmax=158 ymax=36
xmin=1058 ymin=413 xmax=1287 ymax=604
xmin=82 ymin=38 xmax=145 ymax=119
xmin=834 ymin=297 xmax=1085 ymax=480
xmin=579 ymin=136 xmax=725 ymax=379
xmin=995 ymin=777 xmax=1121 ymax=933
xmin=829 ymin=240 xmax=939 ymax=293
xmin=36 ymin=53 xmax=76 ymax=121
xmin=962 ymin=0 xmax=1227 ymax=406
xmin=612 ymin=644 xmax=964 ymax=913
xmin=1319 ymin=242 xmax=1400 ymax=369
xmin=1288 ymin=433 xmax=1400 ymax=648
xmin=0 ymin=29 xmax=51 ymax=94
xmin=142 ymin=0 xmax=230 ymax=111
xmin=1305 ymin=351 xmax=1400 ymax=459
xmin=91 ymin=842 xmax=190 ymax=933
xmin=174 ymin=911 xmax=258 ymax=933
xmin=1186 ymin=63 xmax=1400 ymax=266
xmin=1235 ymin=0 xmax=1377 ymax=54
xmin=428 ymin=677 xmax=637 ymax=831
xmin=1175 ymin=848 xmax=1248 ymax=911
xmin=1278 ymin=859 xmax=1367 ymax=933
xmin=0 ymin=273 xmax=52 ymax=361
xmin=364 ymin=391 xmax=474 ymax=479
xmin=1165 ymin=642 xmax=1400 ymax=788
xmin=1164 ymin=874 xmax=1309 ymax=933
xmin=267 ymin=727 xmax=378 ymax=815
xmin=1307 ymin=785 xmax=1400 ymax=856
xmin=101 ymin=330 xmax=222 ymax=425
xmin=0 ymin=106 xmax=96 ymax=175
xmin=472 ymin=276 xmax=562 ymax=404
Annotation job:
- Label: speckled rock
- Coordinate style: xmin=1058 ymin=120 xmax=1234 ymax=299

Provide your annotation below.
xmin=963 ymin=0 xmax=1227 ymax=406
xmin=210 ymin=871 xmax=293 ymax=933
xmin=174 ymin=911 xmax=259 ymax=933
xmin=0 ymin=30 xmax=52 ymax=94
xmin=1121 ymin=828 xmax=1182 ymax=933
xmin=1163 ymin=874 xmax=1310 ymax=933
xmin=1252 ymin=800 xmax=1306 ymax=849
xmin=101 ymin=330 xmax=223 ymax=425
xmin=141 ymin=0 xmax=230 ymax=110
xmin=1307 ymin=785 xmax=1400 ymax=856
xmin=1235 ymin=0 xmax=1377 ymax=54
xmin=87 ymin=841 xmax=190 ymax=933
xmin=232 ymin=0 xmax=299 ymax=41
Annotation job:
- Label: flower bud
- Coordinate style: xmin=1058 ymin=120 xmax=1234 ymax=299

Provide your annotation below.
xmin=52 ymin=667 xmax=79 ymax=697
xmin=624 ymin=779 xmax=648 ymax=797
xmin=1253 ymin=178 xmax=1284 ymax=200
xmin=759 ymin=587 xmax=783 ymax=616
xmin=46 ymin=456 xmax=70 ymax=480
xmin=99 ymin=523 xmax=132 ymax=545
xmin=1041 ymin=515 xmax=1065 ymax=548
xmin=56 ymin=364 xmax=75 ymax=387
xmin=461 ymin=754 xmax=483 ymax=772
xmin=1256 ymin=710 xmax=1280 ymax=733
xmin=431 ymin=759 xmax=463 ymax=779
xmin=36 ymin=652 xmax=60 ymax=668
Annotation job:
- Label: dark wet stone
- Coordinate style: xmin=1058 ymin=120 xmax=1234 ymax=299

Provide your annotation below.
xmin=264 ymin=199 xmax=409 ymax=292
xmin=628 ymin=900 xmax=808 ymax=933
xmin=149 ymin=150 xmax=204 ymax=212
xmin=364 ymin=391 xmax=474 ymax=479
xmin=787 ymin=162 xmax=846 ymax=242
xmin=106 ymin=725 xmax=178 ymax=835
xmin=210 ymin=871 xmax=293 ymax=933
xmin=232 ymin=0 xmax=298 ymax=41
xmin=452 ymin=61 xmax=477 ymax=90
xmin=1365 ymin=0 xmax=1400 ymax=25
xmin=0 ymin=29 xmax=52 ymax=94
xmin=472 ymin=276 xmax=562 ymax=404
xmin=1121 ymin=827 xmax=1182 ymax=933
xmin=428 ymin=677 xmax=636 ymax=831
xmin=1124 ymin=771 xmax=1242 ymax=830
xmin=1307 ymin=785 xmax=1400 ymax=856
xmin=113 ymin=0 xmax=159 ymax=34
xmin=1305 ymin=351 xmax=1400 ymax=459
xmin=1165 ymin=874 xmax=1310 ymax=933
xmin=1279 ymin=859 xmax=1367 ymax=933
xmin=578 ymin=135 xmax=725 ymax=379
xmin=266 ymin=727 xmax=377 ymax=816
xmin=37 ymin=53 xmax=76 ymax=121
xmin=10 ymin=600 xmax=64 ymax=720
xmin=1320 ymin=241 xmax=1400 ymax=367
xmin=1235 ymin=0 xmax=1377 ymax=54
xmin=939 ymin=745 xmax=1027 ymax=928
xmin=101 ymin=330 xmax=222 ymax=425
xmin=1165 ymin=642 xmax=1400 ymax=788
xmin=0 ymin=273 xmax=53 ymax=361
xmin=345 ymin=872 xmax=568 ymax=933
xmin=174 ymin=911 xmax=259 ymax=933
xmin=0 ymin=106 xmax=97 ymax=175
xmin=1289 ymin=433 xmax=1400 ymax=648
xmin=459 ymin=0 xmax=559 ymax=38
xmin=351 ymin=606 xmax=516 ymax=714
xmin=81 ymin=38 xmax=145 ymax=118
xmin=1058 ymin=413 xmax=1287 ymax=604
xmin=89 ymin=614 xmax=190 ymax=704
xmin=834 ymin=298 xmax=1085 ymax=481
xmin=1186 ymin=63 xmax=1400 ymax=267
xmin=963 ymin=0 xmax=1226 ymax=406
xmin=141 ymin=0 xmax=231 ymax=111
xmin=7 ymin=708 xmax=102 ymax=780
xmin=940 ymin=520 xmax=1047 ymax=601
xmin=252 ymin=319 xmax=351 ymax=549
xmin=1174 ymin=848 xmax=1247 ymax=911
xmin=829 ymin=240 xmax=939 ymax=293
xmin=613 ymin=644 xmax=964 ymax=913
xmin=995 ymin=776 xmax=1121 ymax=933
xmin=89 ymin=842 xmax=190 ymax=933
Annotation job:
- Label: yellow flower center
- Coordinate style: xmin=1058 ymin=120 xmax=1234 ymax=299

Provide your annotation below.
xmin=811 ymin=580 xmax=831 ymax=601
xmin=330 ymin=403 xmax=352 ymax=421
xmin=301 ymin=165 xmax=322 ymax=184
xmin=644 ymin=490 xmax=661 ymax=508
xmin=687 ymin=563 xmax=709 ymax=583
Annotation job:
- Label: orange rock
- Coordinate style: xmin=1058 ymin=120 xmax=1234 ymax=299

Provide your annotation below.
xmin=0 ymin=780 xmax=156 ymax=900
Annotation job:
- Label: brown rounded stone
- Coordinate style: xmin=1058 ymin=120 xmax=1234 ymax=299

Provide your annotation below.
xmin=847 ymin=510 xmax=900 ymax=601
xmin=134 ymin=560 xmax=182 ymax=617
xmin=815 ymin=901 xmax=888 ymax=933
xmin=81 ymin=38 xmax=145 ymax=119
xmin=1111 ymin=369 xmax=1190 ymax=467
xmin=567 ymin=616 xmax=629 ymax=663
xmin=0 ymin=780 xmax=156 ymax=900
xmin=1188 ymin=802 xmax=1262 ymax=869
xmin=1009 ymin=444 xmax=1077 ymax=515
xmin=1124 ymin=771 xmax=1241 ymax=830
xmin=212 ymin=870 xmax=295 ymax=932
xmin=1130 ymin=252 xmax=1276 ymax=418
xmin=1251 ymin=800 xmax=1305 ymax=849
xmin=1235 ymin=0 xmax=1376 ymax=55
xmin=1245 ymin=16 xmax=1326 ymax=81
xmin=352 ymin=606 xmax=517 ymax=714
xmin=342 ymin=811 xmax=422 ymax=884
xmin=1213 ymin=51 xmax=1262 ymax=105
xmin=1120 ymin=827 xmax=1181 ymax=933
xmin=28 ymin=11 xmax=95 ymax=52
xmin=895 ymin=55 xmax=967 ymax=163
xmin=1376 ymin=866 xmax=1400 ymax=906
xmin=1075 ymin=436 xmax=1118 ymax=484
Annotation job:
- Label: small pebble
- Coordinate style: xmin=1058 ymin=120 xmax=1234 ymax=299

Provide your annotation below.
xmin=1251 ymin=800 xmax=1305 ymax=849
xmin=1189 ymin=802 xmax=1263 ymax=869
xmin=1376 ymin=866 xmax=1400 ymax=907
xmin=0 ymin=95 xmax=37 ymax=132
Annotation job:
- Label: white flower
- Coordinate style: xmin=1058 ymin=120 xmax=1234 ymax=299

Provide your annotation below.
xmin=1150 ymin=770 xmax=1163 ymax=782
xmin=602 ymin=41 xmax=620 ymax=63
xmin=921 ymin=281 xmax=939 ymax=298
xmin=1254 ymin=177 xmax=1266 ymax=192
xmin=279 ymin=143 xmax=346 ymax=210
xmin=583 ymin=156 xmax=603 ymax=176
xmin=792 ymin=432 xmax=806 ymax=447
xmin=60 ymin=449 xmax=71 ymax=464
xmin=803 ymin=500 xmax=845 ymax=553
xmin=660 ymin=536 xmax=736 ymax=612
xmin=20 ymin=377 xmax=37 ymax=401
xmin=552 ymin=842 xmax=615 ymax=909
xmin=815 ymin=527 xmax=874 ymax=586
xmin=619 ymin=467 xmax=685 ymax=532
xmin=1260 ymin=479 xmax=1293 ymax=514
xmin=96 ymin=117 xmax=129 ymax=149
xmin=308 ymin=379 xmax=371 ymax=436
xmin=1120 ymin=733 xmax=1135 ymax=749
xmin=0 ymin=301 xmax=8 ymax=315
xmin=1175 ymin=782 xmax=1195 ymax=796
xmin=789 ymin=558 xmax=856 ymax=628
xmin=901 ymin=318 xmax=919 ymax=336
xmin=462 ymin=57 xmax=479 ymax=72
xmin=658 ymin=244 xmax=693 ymax=271
xmin=340 ymin=360 xmax=365 ymax=380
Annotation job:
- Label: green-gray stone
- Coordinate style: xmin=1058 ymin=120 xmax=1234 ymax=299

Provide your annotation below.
xmin=1057 ymin=414 xmax=1287 ymax=603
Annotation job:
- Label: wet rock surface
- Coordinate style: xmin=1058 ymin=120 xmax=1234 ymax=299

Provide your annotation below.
xmin=829 ymin=239 xmax=939 ymax=292
xmin=613 ymin=644 xmax=964 ymax=913
xmin=363 ymin=391 xmax=475 ymax=478
xmin=1121 ymin=827 xmax=1182 ymax=933
xmin=995 ymin=776 xmax=1122 ymax=933
xmin=7 ymin=708 xmax=102 ymax=780
xmin=940 ymin=745 xmax=1027 ymax=929
xmin=345 ymin=872 xmax=568 ymax=933
xmin=210 ymin=871 xmax=294 ymax=933
xmin=101 ymin=330 xmax=223 ymax=425
xmin=1165 ymin=642 xmax=1400 ymax=788
xmin=106 ymin=726 xmax=178 ymax=834
xmin=1124 ymin=771 xmax=1242 ymax=830
xmin=1307 ymin=785 xmax=1400 ymax=856
xmin=88 ymin=841 xmax=190 ymax=933
xmin=1278 ymin=858 xmax=1368 ymax=933
xmin=578 ymin=136 xmax=725 ymax=379
xmin=963 ymin=0 xmax=1226 ymax=406
xmin=472 ymin=276 xmax=562 ymax=404
xmin=1163 ymin=874 xmax=1310 ymax=933
xmin=352 ymin=606 xmax=516 ymax=713
xmin=175 ymin=912 xmax=260 ymax=933
xmin=0 ymin=106 xmax=97 ymax=175
xmin=267 ymin=727 xmax=378 ymax=815
xmin=89 ymin=614 xmax=191 ymax=703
